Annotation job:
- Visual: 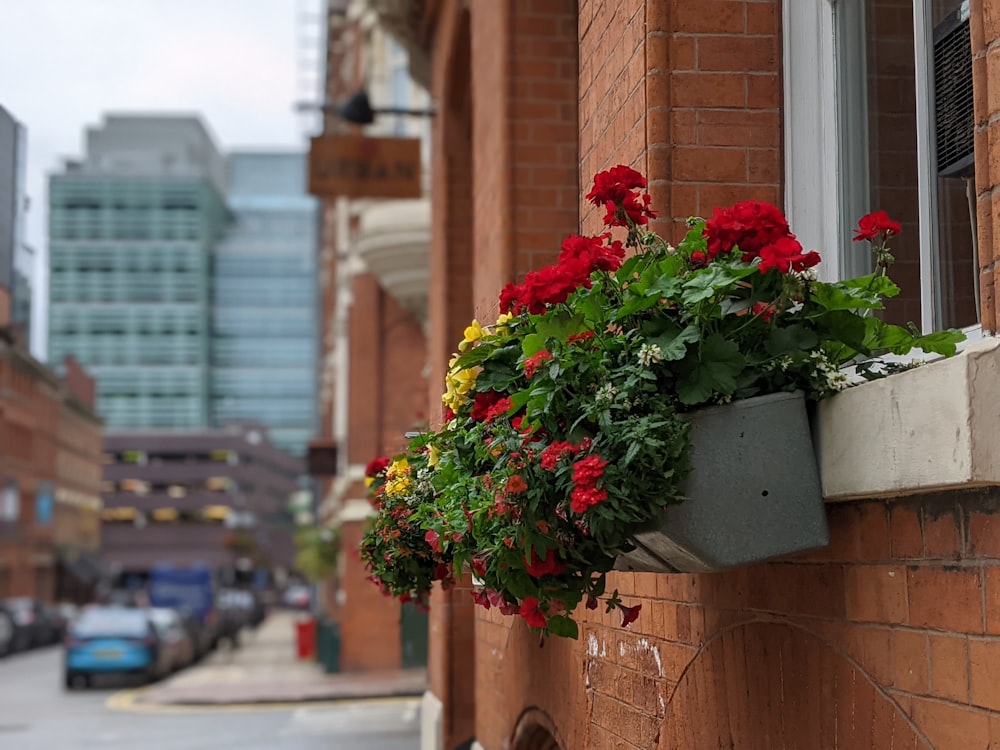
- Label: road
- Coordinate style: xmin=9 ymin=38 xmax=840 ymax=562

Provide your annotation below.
xmin=0 ymin=645 xmax=421 ymax=750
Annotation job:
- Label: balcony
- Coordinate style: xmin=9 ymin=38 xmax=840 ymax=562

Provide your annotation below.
xmin=354 ymin=198 xmax=430 ymax=323
xmin=101 ymin=522 xmax=231 ymax=570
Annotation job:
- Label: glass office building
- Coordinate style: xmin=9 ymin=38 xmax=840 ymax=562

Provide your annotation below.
xmin=210 ymin=153 xmax=318 ymax=456
xmin=48 ymin=116 xmax=228 ymax=429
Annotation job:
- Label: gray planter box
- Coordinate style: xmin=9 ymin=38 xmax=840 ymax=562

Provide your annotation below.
xmin=615 ymin=391 xmax=829 ymax=574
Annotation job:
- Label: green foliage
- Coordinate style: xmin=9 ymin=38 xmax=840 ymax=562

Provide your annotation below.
xmin=359 ymin=188 xmax=965 ymax=640
xmin=293 ymin=526 xmax=340 ymax=583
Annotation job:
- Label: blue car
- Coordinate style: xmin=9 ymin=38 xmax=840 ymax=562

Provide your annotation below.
xmin=63 ymin=607 xmax=161 ymax=688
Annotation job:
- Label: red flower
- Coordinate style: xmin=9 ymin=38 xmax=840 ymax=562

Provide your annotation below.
xmin=424 ymin=529 xmax=442 ymax=553
xmin=752 ymin=301 xmax=778 ymax=323
xmin=558 ymin=234 xmax=626 ymax=273
xmin=524 ymin=549 xmax=567 ymax=578
xmin=585 ymin=165 xmax=647 ymax=205
xmin=539 ymin=440 xmax=584 ymax=470
xmin=757 ymin=236 xmax=821 ymax=275
xmin=433 ymin=564 xmax=451 ymax=581
xmin=523 ymin=349 xmax=554 ymax=379
xmin=567 ymin=330 xmax=595 ymax=345
xmin=472 ymin=555 xmax=488 ymax=577
xmin=505 ymin=474 xmax=528 ymax=494
xmin=471 ymin=590 xmax=491 ymax=609
xmin=484 ymin=396 xmax=513 ymax=423
xmin=704 ymin=200 xmax=792 ymax=260
xmin=519 ymin=597 xmax=548 ymax=629
xmin=572 ymin=454 xmax=608 ymax=484
xmin=620 ymin=603 xmax=642 ymax=628
xmin=570 ymin=454 xmax=609 ymax=513
xmin=570 ymin=484 xmax=608 ymax=513
xmin=470 ymin=390 xmax=506 ymax=421
xmin=443 ymin=407 xmax=455 ymax=422
xmin=853 ymin=210 xmax=902 ymax=242
xmin=365 ymin=456 xmax=390 ymax=478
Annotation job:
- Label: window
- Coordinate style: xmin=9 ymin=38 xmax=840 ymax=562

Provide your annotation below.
xmin=784 ymin=0 xmax=978 ymax=334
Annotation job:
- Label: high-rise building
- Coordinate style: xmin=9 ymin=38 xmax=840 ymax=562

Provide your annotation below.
xmin=48 ymin=115 xmax=229 ymax=430
xmin=48 ymin=116 xmax=319 ymax=458
xmin=0 ymin=105 xmax=26 ymax=318
xmin=211 ymin=152 xmax=318 ymax=457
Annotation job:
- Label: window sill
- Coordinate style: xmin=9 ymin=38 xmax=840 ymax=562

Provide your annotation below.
xmin=814 ymin=336 xmax=1000 ymax=501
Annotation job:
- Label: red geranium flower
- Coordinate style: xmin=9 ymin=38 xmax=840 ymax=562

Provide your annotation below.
xmin=757 ymin=236 xmax=821 ymax=275
xmin=365 ymin=456 xmax=390 ymax=478
xmin=853 ymin=210 xmax=902 ymax=242
xmin=519 ymin=597 xmax=548 ymax=629
xmin=470 ymin=390 xmax=506 ymax=421
xmin=704 ymin=200 xmax=792 ymax=260
xmin=585 ymin=165 xmax=647 ymax=205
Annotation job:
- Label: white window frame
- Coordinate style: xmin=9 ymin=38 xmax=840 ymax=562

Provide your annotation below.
xmin=782 ymin=0 xmax=981 ymax=340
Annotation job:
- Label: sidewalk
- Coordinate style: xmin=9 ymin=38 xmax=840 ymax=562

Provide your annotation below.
xmin=137 ymin=610 xmax=427 ymax=706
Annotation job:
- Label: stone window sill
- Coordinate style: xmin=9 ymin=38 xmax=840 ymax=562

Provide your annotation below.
xmin=814 ymin=337 xmax=1000 ymax=501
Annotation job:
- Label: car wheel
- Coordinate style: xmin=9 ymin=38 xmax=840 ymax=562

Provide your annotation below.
xmin=0 ymin=614 xmax=12 ymax=657
xmin=65 ymin=672 xmax=88 ymax=690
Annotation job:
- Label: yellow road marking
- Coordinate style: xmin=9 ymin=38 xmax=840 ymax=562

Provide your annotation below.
xmin=104 ymin=689 xmax=420 ymax=715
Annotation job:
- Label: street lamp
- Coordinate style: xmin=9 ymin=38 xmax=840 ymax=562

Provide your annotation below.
xmin=295 ymin=89 xmax=436 ymax=126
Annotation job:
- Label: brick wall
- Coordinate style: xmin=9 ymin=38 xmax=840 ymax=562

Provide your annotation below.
xmin=973 ymin=0 xmax=1000 ymax=332
xmin=433 ymin=0 xmax=1000 ymax=748
xmin=477 ymin=493 xmax=1000 ymax=749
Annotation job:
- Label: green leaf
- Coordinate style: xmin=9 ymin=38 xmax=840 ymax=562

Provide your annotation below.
xmin=840 ymin=273 xmax=901 ymax=299
xmin=648 ymin=323 xmax=700 ymax=361
xmin=546 ymin=615 xmax=579 ymax=639
xmin=676 ymin=334 xmax=745 ymax=405
xmin=912 ymin=329 xmax=965 ymax=356
xmin=536 ymin=312 xmax=586 ymax=342
xmin=521 ymin=333 xmax=547 ymax=358
xmin=675 ymin=221 xmax=707 ymax=255
xmin=809 ymin=281 xmax=885 ymax=312
xmin=681 ymin=266 xmax=734 ymax=305
xmin=816 ymin=309 xmax=869 ymax=354
xmin=766 ymin=324 xmax=819 ymax=355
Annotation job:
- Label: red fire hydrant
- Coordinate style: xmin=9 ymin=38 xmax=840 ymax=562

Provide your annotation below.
xmin=295 ymin=615 xmax=317 ymax=660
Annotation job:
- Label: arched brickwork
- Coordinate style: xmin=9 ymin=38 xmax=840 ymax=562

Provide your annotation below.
xmin=511 ymin=708 xmax=565 ymax=750
xmin=660 ymin=621 xmax=931 ymax=749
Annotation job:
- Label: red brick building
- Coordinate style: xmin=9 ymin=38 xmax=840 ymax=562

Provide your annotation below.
xmin=0 ymin=335 xmax=103 ymax=603
xmin=318 ymin=1 xmax=1000 ymax=748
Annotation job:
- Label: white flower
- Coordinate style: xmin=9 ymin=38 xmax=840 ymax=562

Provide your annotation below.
xmin=637 ymin=343 xmax=664 ymax=366
xmin=595 ymin=382 xmax=617 ymax=405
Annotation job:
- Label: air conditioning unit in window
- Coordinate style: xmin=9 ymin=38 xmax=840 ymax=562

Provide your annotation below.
xmin=934 ymin=0 xmax=974 ymax=178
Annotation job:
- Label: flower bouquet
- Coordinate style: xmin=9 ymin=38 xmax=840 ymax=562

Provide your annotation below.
xmin=360 ymin=166 xmax=964 ymax=638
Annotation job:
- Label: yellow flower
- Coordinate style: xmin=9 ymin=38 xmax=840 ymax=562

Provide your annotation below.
xmin=458 ymin=319 xmax=486 ymax=351
xmin=385 ymin=476 xmax=414 ymax=497
xmin=364 ymin=476 xmax=374 ymax=488
xmin=388 ymin=457 xmax=411 ymax=477
xmin=450 ymin=367 xmax=477 ymax=395
xmin=494 ymin=312 xmax=513 ymax=336
xmin=427 ymin=444 xmax=441 ymax=469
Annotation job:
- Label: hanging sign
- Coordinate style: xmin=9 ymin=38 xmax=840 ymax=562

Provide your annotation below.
xmin=309 ymin=135 xmax=422 ymax=199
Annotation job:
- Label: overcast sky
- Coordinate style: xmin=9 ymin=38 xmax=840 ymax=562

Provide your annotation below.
xmin=1 ymin=0 xmax=324 ymax=358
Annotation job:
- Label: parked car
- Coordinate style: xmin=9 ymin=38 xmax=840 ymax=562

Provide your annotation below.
xmin=282 ymin=585 xmax=311 ymax=610
xmin=1 ymin=598 xmax=57 ymax=650
xmin=0 ymin=603 xmax=14 ymax=657
xmin=63 ymin=606 xmax=163 ymax=688
xmin=146 ymin=608 xmax=194 ymax=672
xmin=177 ymin=607 xmax=214 ymax=662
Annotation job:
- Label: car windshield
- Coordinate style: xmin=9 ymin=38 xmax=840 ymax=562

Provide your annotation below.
xmin=73 ymin=609 xmax=149 ymax=639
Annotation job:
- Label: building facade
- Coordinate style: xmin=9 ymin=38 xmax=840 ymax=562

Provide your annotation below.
xmin=101 ymin=422 xmax=301 ymax=581
xmin=211 ymin=152 xmax=318 ymax=457
xmin=48 ymin=115 xmax=228 ymax=431
xmin=0 ymin=339 xmax=103 ymax=604
xmin=308 ymin=0 xmax=434 ymax=674
xmin=313 ymin=0 xmax=1000 ymax=749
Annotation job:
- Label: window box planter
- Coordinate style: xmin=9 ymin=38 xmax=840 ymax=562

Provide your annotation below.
xmin=615 ymin=391 xmax=829 ymax=574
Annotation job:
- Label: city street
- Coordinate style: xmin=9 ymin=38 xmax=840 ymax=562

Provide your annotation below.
xmin=0 ymin=645 xmax=421 ymax=750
